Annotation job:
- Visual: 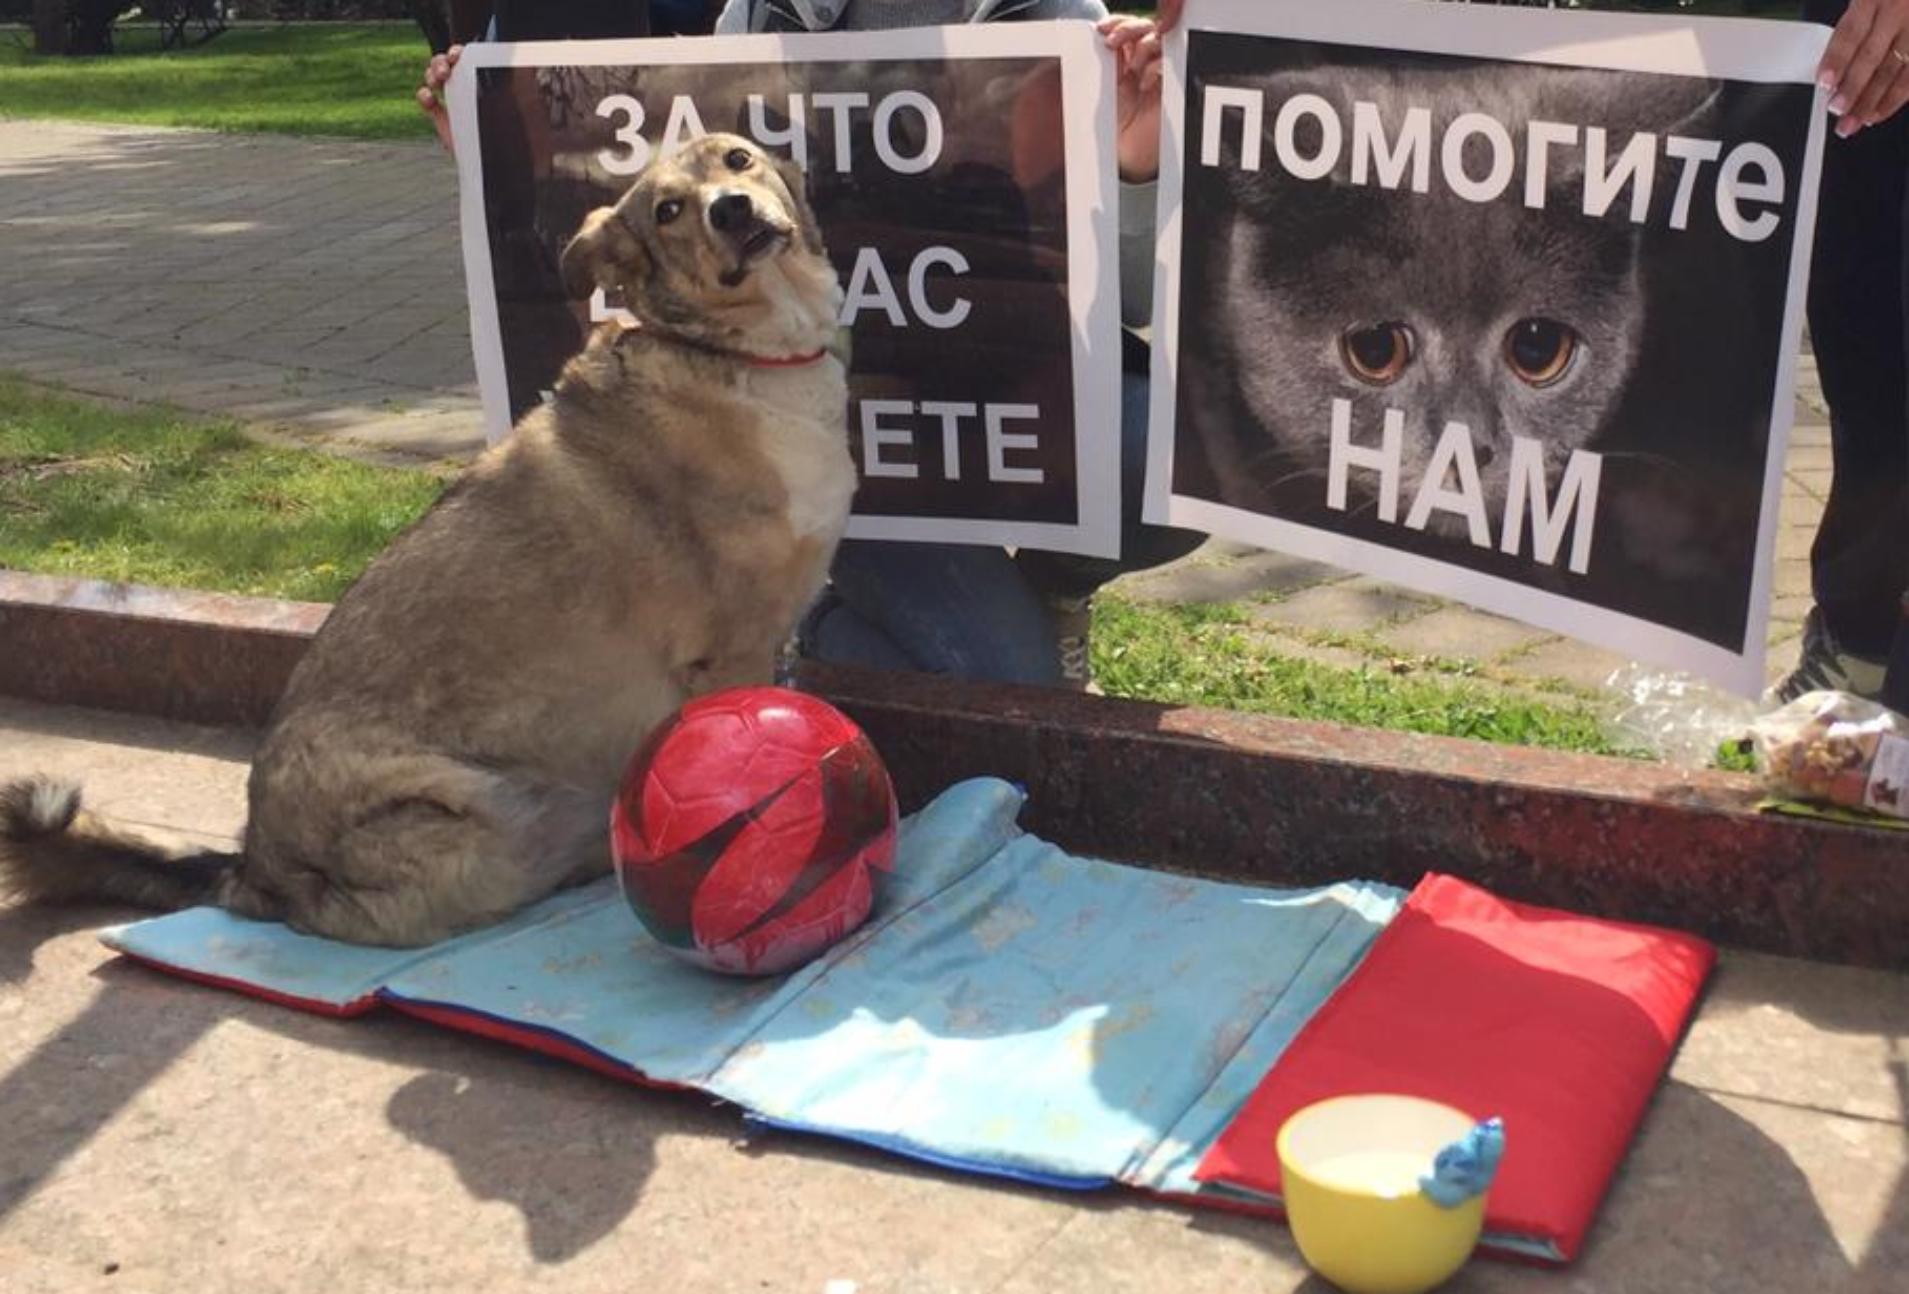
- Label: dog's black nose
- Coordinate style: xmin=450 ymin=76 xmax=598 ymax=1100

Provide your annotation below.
xmin=708 ymin=193 xmax=754 ymax=233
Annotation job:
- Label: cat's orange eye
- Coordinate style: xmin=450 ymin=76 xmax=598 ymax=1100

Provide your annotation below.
xmin=1503 ymin=318 xmax=1578 ymax=387
xmin=1339 ymin=322 xmax=1414 ymax=385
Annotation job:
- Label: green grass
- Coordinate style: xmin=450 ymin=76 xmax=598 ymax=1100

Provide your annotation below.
xmin=1092 ymin=595 xmax=1627 ymax=755
xmin=0 ymin=7 xmax=1806 ymax=139
xmin=0 ymin=376 xmax=444 ymax=601
xmin=1 ymin=375 xmax=1625 ymax=753
xmin=0 ymin=24 xmax=433 ymax=139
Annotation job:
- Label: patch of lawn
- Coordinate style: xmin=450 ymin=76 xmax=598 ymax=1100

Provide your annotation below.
xmin=0 ymin=24 xmax=432 ymax=140
xmin=2 ymin=377 xmax=1628 ymax=756
xmin=1713 ymin=737 xmax=1760 ymax=773
xmin=0 ymin=375 xmax=443 ymax=601
xmin=0 ymin=9 xmax=1803 ymax=141
xmin=1092 ymin=595 xmax=1627 ymax=756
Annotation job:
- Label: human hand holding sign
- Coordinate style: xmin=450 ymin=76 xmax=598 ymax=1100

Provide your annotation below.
xmin=1820 ymin=0 xmax=1909 ymax=136
xmin=1098 ymin=0 xmax=1183 ymax=182
xmin=419 ymin=43 xmax=464 ymax=153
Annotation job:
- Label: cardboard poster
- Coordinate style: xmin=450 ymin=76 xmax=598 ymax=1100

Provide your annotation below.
xmin=1147 ymin=0 xmax=1830 ymax=695
xmin=452 ymin=22 xmax=1123 ymax=558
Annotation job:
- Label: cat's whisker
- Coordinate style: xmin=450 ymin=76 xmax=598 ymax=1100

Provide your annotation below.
xmin=1239 ymin=442 xmax=1308 ymax=469
xmin=1339 ymin=495 xmax=1385 ymax=523
xmin=1593 ymin=450 xmax=1697 ymax=479
xmin=1594 ymin=450 xmax=1680 ymax=466
xmin=1255 ymin=466 xmax=1329 ymax=493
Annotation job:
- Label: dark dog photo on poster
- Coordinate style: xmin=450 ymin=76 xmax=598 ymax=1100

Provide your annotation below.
xmin=450 ymin=26 xmax=1123 ymax=559
xmin=1149 ymin=0 xmax=1828 ymax=695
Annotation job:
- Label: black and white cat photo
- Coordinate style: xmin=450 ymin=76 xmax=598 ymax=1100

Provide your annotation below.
xmin=1171 ymin=36 xmax=1811 ymax=647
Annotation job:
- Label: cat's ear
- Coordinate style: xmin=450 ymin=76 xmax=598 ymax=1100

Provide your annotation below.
xmin=1528 ymin=71 xmax=1723 ymax=200
xmin=1657 ymin=81 xmax=1725 ymax=139
xmin=1202 ymin=71 xmax=1350 ymax=215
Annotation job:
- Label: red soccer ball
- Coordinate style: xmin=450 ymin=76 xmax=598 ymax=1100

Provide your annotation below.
xmin=610 ymin=686 xmax=898 ymax=976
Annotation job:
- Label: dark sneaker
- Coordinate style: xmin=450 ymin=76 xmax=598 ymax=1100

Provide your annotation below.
xmin=1046 ymin=594 xmax=1099 ymax=693
xmin=1767 ymin=607 xmax=1888 ymax=705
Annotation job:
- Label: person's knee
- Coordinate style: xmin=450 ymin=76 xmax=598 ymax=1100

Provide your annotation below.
xmin=1118 ymin=370 xmax=1152 ymax=487
xmin=805 ymin=600 xmax=1060 ymax=684
xmin=934 ymin=634 xmax=1063 ymax=687
xmin=820 ymin=543 xmax=1065 ymax=686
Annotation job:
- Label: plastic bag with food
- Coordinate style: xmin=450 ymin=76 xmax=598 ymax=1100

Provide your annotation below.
xmin=1603 ymin=664 xmax=1761 ymax=769
xmin=1751 ymin=691 xmax=1909 ymax=821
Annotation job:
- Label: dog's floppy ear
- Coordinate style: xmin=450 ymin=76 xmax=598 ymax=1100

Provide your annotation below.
xmin=560 ymin=205 xmax=650 ymax=298
xmin=773 ymin=156 xmax=826 ymax=257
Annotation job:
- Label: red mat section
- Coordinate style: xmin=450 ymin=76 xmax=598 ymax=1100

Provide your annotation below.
xmin=1194 ymin=873 xmax=1715 ymax=1263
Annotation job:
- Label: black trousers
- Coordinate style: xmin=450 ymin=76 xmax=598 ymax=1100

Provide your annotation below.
xmin=1805 ymin=0 xmax=1909 ymax=657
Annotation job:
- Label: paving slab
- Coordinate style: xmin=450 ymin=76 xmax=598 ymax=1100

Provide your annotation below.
xmin=1503 ymin=637 xmax=1632 ymax=694
xmin=2 ymin=696 xmax=1905 ymax=1293
xmin=1789 ymin=465 xmax=1835 ymax=498
xmin=1246 ymin=579 xmax=1434 ymax=636
xmin=1671 ymin=952 xmax=1909 ymax=1125
xmin=0 ymin=121 xmax=484 ymax=465
xmin=1112 ymin=541 xmax=1338 ymax=606
xmin=1372 ymin=606 xmax=1554 ymax=665
xmin=1777 ymin=520 xmax=1822 ymax=565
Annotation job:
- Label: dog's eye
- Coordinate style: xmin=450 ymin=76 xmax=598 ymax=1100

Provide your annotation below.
xmin=1339 ymin=322 xmax=1414 ymax=386
xmin=1503 ymin=318 xmax=1578 ymax=387
xmin=724 ymin=147 xmax=753 ymax=172
xmin=654 ymin=198 xmax=683 ymax=226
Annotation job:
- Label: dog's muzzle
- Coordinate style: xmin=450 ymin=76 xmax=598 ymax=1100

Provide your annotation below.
xmin=709 ymin=192 xmax=792 ymax=286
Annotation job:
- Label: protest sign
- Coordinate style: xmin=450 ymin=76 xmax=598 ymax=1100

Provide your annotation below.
xmin=1146 ymin=0 xmax=1830 ymax=695
xmin=450 ymin=23 xmax=1122 ymax=558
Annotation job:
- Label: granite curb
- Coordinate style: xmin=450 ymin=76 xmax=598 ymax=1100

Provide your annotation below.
xmin=4 ymin=569 xmax=1904 ymax=971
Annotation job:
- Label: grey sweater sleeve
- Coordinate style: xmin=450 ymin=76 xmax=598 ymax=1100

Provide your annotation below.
xmin=1022 ymin=0 xmax=1109 ymax=18
xmin=1119 ymin=177 xmax=1158 ymax=331
xmin=717 ymin=2 xmax=1113 ymax=38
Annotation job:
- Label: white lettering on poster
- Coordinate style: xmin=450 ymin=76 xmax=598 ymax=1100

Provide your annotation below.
xmin=855 ymin=400 xmax=1047 ymax=484
xmin=1325 ymin=398 xmax=1602 ymax=573
xmin=1200 ymin=87 xmax=1786 ymax=241
xmin=839 ymin=247 xmax=973 ymax=329
xmin=596 ymin=92 xmax=947 ymax=177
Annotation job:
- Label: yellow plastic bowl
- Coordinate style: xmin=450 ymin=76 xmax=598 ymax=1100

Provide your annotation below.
xmin=1277 ymin=1094 xmax=1487 ymax=1294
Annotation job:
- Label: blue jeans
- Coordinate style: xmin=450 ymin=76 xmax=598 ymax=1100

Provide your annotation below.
xmin=802 ymin=366 xmax=1207 ymax=684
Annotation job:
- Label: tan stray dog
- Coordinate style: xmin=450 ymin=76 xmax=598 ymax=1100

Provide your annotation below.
xmin=0 ymin=134 xmax=854 ymax=946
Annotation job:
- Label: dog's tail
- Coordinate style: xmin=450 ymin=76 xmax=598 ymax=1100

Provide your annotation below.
xmin=0 ymin=777 xmax=255 ymax=915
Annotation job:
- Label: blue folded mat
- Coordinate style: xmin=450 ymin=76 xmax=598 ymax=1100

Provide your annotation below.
xmin=104 ymin=778 xmax=1404 ymax=1200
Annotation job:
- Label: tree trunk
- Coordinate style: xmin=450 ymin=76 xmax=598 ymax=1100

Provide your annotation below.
xmin=67 ymin=1 xmax=115 ymax=56
xmin=411 ymin=0 xmax=454 ymax=55
xmin=31 ymin=0 xmax=71 ymax=55
xmin=448 ymin=0 xmax=492 ymax=45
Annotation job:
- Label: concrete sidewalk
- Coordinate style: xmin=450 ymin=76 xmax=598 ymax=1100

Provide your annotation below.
xmin=0 ymin=121 xmax=481 ymax=466
xmin=1 ymin=695 xmax=1906 ymax=1293
xmin=0 ymin=119 xmax=1828 ymax=698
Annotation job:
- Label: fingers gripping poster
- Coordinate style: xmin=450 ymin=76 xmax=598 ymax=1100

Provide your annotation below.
xmin=450 ymin=23 xmax=1122 ymax=558
xmin=1146 ymin=0 xmax=1831 ymax=696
